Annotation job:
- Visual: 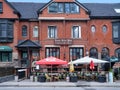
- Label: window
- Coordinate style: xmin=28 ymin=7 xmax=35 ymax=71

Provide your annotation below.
xmin=72 ymin=26 xmax=81 ymax=38
xmin=70 ymin=47 xmax=84 ymax=60
xmin=48 ymin=26 xmax=57 ymax=38
xmin=91 ymin=25 xmax=96 ymax=33
xmin=33 ymin=26 xmax=38 ymax=37
xmin=49 ymin=2 xmax=79 ymax=14
xmin=0 ymin=52 xmax=12 ymax=62
xmin=22 ymin=25 xmax=27 ymax=37
xmin=115 ymin=48 xmax=120 ymax=60
xmin=102 ymin=25 xmax=107 ymax=33
xmin=46 ymin=47 xmax=60 ymax=58
xmin=113 ymin=25 xmax=119 ymax=38
xmin=21 ymin=51 xmax=28 ymax=59
xmin=89 ymin=47 xmax=98 ymax=58
xmin=101 ymin=47 xmax=109 ymax=60
xmin=114 ymin=9 xmax=120 ymax=13
xmin=112 ymin=22 xmax=120 ymax=44
xmin=0 ymin=2 xmax=3 ymax=13
xmin=0 ymin=20 xmax=13 ymax=42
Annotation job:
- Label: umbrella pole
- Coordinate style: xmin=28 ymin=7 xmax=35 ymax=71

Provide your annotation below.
xmin=51 ymin=64 xmax=52 ymax=82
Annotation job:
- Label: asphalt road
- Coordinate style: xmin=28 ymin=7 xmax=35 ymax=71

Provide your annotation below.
xmin=0 ymin=87 xmax=119 ymax=90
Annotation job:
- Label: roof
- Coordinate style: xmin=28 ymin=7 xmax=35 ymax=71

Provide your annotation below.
xmin=16 ymin=39 xmax=41 ymax=48
xmin=10 ymin=2 xmax=45 ymax=19
xmin=83 ymin=3 xmax=120 ymax=18
xmin=10 ymin=2 xmax=120 ymax=19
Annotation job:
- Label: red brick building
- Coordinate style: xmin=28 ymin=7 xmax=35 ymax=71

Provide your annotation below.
xmin=0 ymin=0 xmax=120 ymax=76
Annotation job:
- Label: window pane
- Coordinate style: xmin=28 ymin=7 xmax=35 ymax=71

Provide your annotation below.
xmin=49 ymin=3 xmax=57 ymax=13
xmin=2 ymin=53 xmax=9 ymax=62
xmin=65 ymin=3 xmax=70 ymax=13
xmin=0 ymin=2 xmax=3 ymax=12
xmin=70 ymin=3 xmax=79 ymax=13
xmin=72 ymin=26 xmax=80 ymax=38
xmin=113 ymin=25 xmax=119 ymax=38
xmin=46 ymin=47 xmax=60 ymax=58
xmin=102 ymin=25 xmax=107 ymax=33
xmin=22 ymin=25 xmax=27 ymax=37
xmin=70 ymin=47 xmax=83 ymax=60
xmin=48 ymin=26 xmax=57 ymax=38
xmin=33 ymin=26 xmax=38 ymax=37
xmin=58 ymin=3 xmax=64 ymax=13
xmin=91 ymin=25 xmax=96 ymax=33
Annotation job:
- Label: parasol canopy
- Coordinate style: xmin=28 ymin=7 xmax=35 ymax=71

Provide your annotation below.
xmin=36 ymin=56 xmax=67 ymax=65
xmin=68 ymin=56 xmax=108 ymax=64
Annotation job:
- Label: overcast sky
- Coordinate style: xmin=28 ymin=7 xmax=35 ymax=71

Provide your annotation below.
xmin=7 ymin=0 xmax=120 ymax=3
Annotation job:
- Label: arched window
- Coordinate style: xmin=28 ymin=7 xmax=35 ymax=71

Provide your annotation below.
xmin=91 ymin=25 xmax=96 ymax=33
xmin=89 ymin=47 xmax=98 ymax=58
xmin=22 ymin=25 xmax=27 ymax=37
xmin=115 ymin=48 xmax=120 ymax=60
xmin=33 ymin=26 xmax=38 ymax=37
xmin=102 ymin=25 xmax=107 ymax=33
xmin=101 ymin=47 xmax=109 ymax=60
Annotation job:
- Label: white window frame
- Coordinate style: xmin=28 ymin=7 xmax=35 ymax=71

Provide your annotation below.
xmin=33 ymin=26 xmax=38 ymax=37
xmin=48 ymin=26 xmax=57 ymax=39
xmin=72 ymin=26 xmax=81 ymax=39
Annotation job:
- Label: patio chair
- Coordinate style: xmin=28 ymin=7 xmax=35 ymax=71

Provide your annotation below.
xmin=45 ymin=73 xmax=51 ymax=82
xmin=54 ymin=76 xmax=60 ymax=81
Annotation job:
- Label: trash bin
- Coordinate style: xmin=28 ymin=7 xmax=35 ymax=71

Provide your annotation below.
xmin=70 ymin=76 xmax=77 ymax=82
xmin=38 ymin=75 xmax=46 ymax=82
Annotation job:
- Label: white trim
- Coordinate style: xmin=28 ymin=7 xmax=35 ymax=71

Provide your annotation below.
xmin=39 ymin=17 xmax=90 ymax=21
xmin=69 ymin=45 xmax=85 ymax=47
xmin=39 ymin=17 xmax=65 ymax=20
xmin=45 ymin=45 xmax=60 ymax=47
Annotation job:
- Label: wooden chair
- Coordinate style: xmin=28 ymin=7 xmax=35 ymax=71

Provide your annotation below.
xmin=54 ymin=76 xmax=60 ymax=81
xmin=45 ymin=73 xmax=51 ymax=82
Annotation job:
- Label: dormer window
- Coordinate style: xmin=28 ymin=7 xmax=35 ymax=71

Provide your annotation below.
xmin=0 ymin=2 xmax=3 ymax=13
xmin=48 ymin=2 xmax=79 ymax=14
xmin=114 ymin=9 xmax=120 ymax=13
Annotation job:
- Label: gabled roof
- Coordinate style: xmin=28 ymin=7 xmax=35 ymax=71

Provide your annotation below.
xmin=83 ymin=3 xmax=120 ymax=18
xmin=16 ymin=39 xmax=41 ymax=48
xmin=9 ymin=2 xmax=120 ymax=19
xmin=10 ymin=2 xmax=45 ymax=19
xmin=37 ymin=0 xmax=90 ymax=14
xmin=4 ymin=0 xmax=21 ymax=17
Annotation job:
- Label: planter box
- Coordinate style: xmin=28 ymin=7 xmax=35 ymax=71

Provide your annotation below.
xmin=97 ymin=76 xmax=106 ymax=82
xmin=38 ymin=75 xmax=46 ymax=82
xmin=70 ymin=76 xmax=77 ymax=82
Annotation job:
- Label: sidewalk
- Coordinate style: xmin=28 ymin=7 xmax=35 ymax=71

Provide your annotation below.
xmin=0 ymin=79 xmax=120 ymax=87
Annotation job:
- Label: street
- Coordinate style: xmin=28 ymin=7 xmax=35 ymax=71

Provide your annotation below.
xmin=0 ymin=87 xmax=119 ymax=90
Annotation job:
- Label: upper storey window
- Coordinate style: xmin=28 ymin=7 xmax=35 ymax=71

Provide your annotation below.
xmin=0 ymin=2 xmax=3 ymax=13
xmin=0 ymin=20 xmax=13 ymax=42
xmin=48 ymin=2 xmax=79 ymax=14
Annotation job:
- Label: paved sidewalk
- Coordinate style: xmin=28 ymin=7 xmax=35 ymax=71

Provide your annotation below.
xmin=0 ymin=79 xmax=120 ymax=87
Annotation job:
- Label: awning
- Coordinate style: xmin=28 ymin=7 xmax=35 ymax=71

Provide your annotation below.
xmin=16 ymin=39 xmax=41 ymax=48
xmin=0 ymin=46 xmax=12 ymax=51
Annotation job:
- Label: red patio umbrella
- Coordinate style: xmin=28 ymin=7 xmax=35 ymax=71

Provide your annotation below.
xmin=36 ymin=56 xmax=67 ymax=65
xmin=89 ymin=60 xmax=95 ymax=71
xmin=36 ymin=56 xmax=67 ymax=74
